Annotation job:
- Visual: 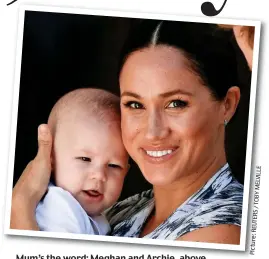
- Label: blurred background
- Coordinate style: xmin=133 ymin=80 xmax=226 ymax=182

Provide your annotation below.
xmin=13 ymin=11 xmax=252 ymax=200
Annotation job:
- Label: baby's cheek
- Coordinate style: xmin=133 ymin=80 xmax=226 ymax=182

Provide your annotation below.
xmin=55 ymin=169 xmax=82 ymax=195
xmin=54 ymin=169 xmax=66 ymax=188
xmin=107 ymin=177 xmax=124 ymax=203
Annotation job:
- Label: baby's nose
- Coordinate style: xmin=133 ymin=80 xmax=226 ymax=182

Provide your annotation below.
xmin=88 ymin=166 xmax=107 ymax=182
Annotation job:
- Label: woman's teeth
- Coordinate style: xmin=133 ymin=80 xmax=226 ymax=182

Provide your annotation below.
xmin=146 ymin=150 xmax=173 ymax=157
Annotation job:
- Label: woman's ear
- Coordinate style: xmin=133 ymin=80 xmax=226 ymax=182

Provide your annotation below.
xmin=223 ymin=86 xmax=241 ymax=123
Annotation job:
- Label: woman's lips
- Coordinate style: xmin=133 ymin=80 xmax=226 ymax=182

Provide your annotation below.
xmin=141 ymin=146 xmax=178 ymax=163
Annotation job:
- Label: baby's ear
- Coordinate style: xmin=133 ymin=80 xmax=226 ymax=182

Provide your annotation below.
xmin=124 ymin=163 xmax=131 ymax=176
xmin=50 ymin=150 xmax=55 ymax=172
xmin=51 ymin=158 xmax=54 ymax=172
xmin=49 ymin=154 xmax=56 ymax=184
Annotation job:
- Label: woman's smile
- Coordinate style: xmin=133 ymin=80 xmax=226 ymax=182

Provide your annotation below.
xmin=141 ymin=146 xmax=179 ymax=163
xmin=146 ymin=149 xmax=173 ymax=157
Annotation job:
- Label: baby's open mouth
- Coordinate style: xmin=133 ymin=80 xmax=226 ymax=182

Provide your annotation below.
xmin=82 ymin=189 xmax=104 ymax=202
xmin=87 ymin=190 xmax=101 ymax=196
xmin=83 ymin=189 xmax=103 ymax=199
xmin=82 ymin=185 xmax=105 ymax=202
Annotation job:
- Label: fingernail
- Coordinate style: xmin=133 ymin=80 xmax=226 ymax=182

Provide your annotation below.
xmin=38 ymin=124 xmax=48 ymax=135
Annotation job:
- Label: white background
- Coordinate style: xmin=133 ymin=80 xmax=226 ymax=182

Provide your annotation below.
xmin=0 ymin=0 xmax=268 ymax=258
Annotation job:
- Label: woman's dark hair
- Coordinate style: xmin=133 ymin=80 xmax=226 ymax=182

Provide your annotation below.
xmin=118 ymin=19 xmax=238 ymax=100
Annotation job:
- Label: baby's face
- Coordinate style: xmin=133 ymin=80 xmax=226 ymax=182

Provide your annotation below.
xmin=52 ymin=115 xmax=129 ymax=216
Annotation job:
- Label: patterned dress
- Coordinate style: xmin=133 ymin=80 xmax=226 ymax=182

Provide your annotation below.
xmin=106 ymin=163 xmax=243 ymax=240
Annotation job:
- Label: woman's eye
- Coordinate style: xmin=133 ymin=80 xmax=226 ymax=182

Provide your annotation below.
xmin=167 ymin=100 xmax=188 ymax=108
xmin=77 ymin=157 xmax=91 ymax=162
xmin=123 ymin=101 xmax=144 ymax=109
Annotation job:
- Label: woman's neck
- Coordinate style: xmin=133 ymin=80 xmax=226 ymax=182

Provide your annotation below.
xmin=152 ymin=155 xmax=227 ymax=223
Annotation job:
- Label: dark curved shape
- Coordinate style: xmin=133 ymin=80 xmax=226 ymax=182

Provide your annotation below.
xmin=7 ymin=0 xmax=18 ymax=6
xmin=201 ymin=0 xmax=228 ymax=16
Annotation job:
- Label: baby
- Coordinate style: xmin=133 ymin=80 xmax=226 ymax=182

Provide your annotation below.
xmin=36 ymin=88 xmax=129 ymax=235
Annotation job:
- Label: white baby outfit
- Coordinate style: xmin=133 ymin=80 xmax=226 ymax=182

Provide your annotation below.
xmin=36 ymin=183 xmax=110 ymax=235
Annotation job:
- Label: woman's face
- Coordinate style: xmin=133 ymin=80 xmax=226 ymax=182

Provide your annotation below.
xmin=120 ymin=45 xmax=227 ymax=186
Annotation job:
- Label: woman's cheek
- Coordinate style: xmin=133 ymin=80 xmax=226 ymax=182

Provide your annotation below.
xmin=169 ymin=111 xmax=200 ymax=137
xmin=122 ymin=113 xmax=142 ymax=142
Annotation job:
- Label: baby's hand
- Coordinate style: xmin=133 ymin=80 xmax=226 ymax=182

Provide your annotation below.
xmin=11 ymin=124 xmax=52 ymax=229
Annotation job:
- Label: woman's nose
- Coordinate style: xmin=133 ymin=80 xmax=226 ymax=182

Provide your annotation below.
xmin=144 ymin=110 xmax=170 ymax=141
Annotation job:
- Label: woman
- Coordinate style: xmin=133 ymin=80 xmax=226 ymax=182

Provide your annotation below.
xmin=11 ymin=21 xmax=243 ymax=244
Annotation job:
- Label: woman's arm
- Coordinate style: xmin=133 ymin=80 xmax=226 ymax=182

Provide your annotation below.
xmin=177 ymin=224 xmax=241 ymax=244
xmin=10 ymin=124 xmax=52 ymax=230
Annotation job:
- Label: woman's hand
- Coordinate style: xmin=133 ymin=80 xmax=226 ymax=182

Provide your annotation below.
xmin=233 ymin=25 xmax=253 ymax=71
xmin=10 ymin=124 xmax=52 ymax=230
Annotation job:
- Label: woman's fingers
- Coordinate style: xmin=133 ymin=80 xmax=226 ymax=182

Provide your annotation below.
xmin=11 ymin=125 xmax=53 ymax=230
xmin=13 ymin=124 xmax=53 ymax=206
xmin=36 ymin=124 xmax=52 ymax=164
xmin=32 ymin=124 xmax=52 ymax=195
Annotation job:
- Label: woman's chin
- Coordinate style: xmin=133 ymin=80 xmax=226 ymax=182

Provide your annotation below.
xmin=143 ymin=171 xmax=175 ymax=186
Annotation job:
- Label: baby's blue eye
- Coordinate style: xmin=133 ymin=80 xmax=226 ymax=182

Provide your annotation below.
xmin=108 ymin=164 xmax=121 ymax=169
xmin=77 ymin=157 xmax=91 ymax=162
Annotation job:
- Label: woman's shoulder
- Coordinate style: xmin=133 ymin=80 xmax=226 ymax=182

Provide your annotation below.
xmin=205 ymin=165 xmax=244 ymax=206
xmin=171 ymin=178 xmax=243 ymax=239
xmin=105 ymin=189 xmax=153 ymax=226
xmin=185 ymin=165 xmax=244 ymax=223
xmin=146 ymin=165 xmax=244 ymax=240
xmin=192 ymin=163 xmax=243 ymax=204
xmin=159 ymin=168 xmax=244 ymax=240
xmin=190 ymin=176 xmax=243 ymax=223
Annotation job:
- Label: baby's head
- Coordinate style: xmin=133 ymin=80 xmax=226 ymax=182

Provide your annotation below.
xmin=48 ymin=88 xmax=129 ymax=216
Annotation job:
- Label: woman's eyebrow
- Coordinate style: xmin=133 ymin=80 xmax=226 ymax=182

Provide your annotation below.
xmin=121 ymin=91 xmax=141 ymax=99
xmin=160 ymin=89 xmax=193 ymax=98
xmin=121 ymin=89 xmax=193 ymax=99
